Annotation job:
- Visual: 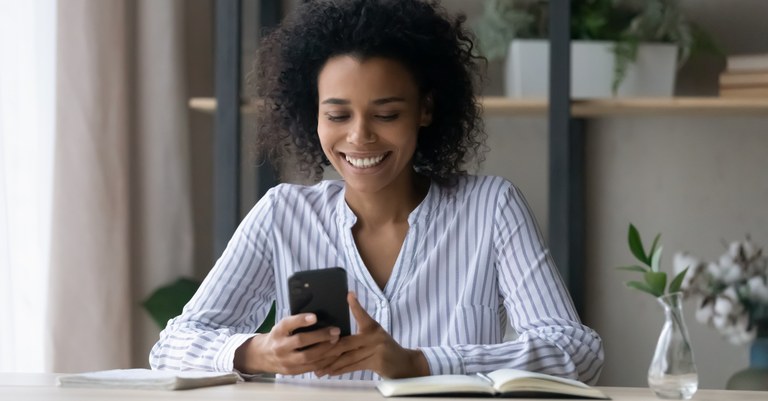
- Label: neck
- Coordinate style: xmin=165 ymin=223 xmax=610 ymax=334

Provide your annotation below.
xmin=344 ymin=170 xmax=429 ymax=228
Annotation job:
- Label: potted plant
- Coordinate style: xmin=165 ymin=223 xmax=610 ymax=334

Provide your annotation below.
xmin=617 ymin=224 xmax=698 ymax=399
xmin=474 ymin=0 xmax=720 ymax=98
xmin=142 ymin=278 xmax=276 ymax=332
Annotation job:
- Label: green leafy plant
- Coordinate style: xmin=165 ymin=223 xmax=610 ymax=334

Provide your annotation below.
xmin=618 ymin=224 xmax=689 ymax=298
xmin=474 ymin=0 xmax=721 ymax=94
xmin=142 ymin=277 xmax=275 ymax=333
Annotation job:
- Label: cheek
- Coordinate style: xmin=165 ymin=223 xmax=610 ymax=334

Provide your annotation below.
xmin=316 ymin=126 xmax=335 ymax=156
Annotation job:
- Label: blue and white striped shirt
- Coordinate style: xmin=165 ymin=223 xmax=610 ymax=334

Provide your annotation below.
xmin=149 ymin=175 xmax=603 ymax=383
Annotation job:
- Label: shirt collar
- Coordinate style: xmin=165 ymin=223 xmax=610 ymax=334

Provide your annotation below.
xmin=334 ymin=180 xmax=439 ymax=229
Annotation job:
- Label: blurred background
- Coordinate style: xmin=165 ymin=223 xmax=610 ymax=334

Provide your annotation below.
xmin=1 ymin=0 xmax=767 ymax=390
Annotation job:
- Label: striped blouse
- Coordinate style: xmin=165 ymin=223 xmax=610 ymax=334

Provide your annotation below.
xmin=149 ymin=175 xmax=604 ymax=384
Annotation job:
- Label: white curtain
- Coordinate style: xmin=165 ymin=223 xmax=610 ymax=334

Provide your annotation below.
xmin=0 ymin=0 xmax=195 ymax=373
xmin=0 ymin=0 xmax=57 ymax=373
xmin=47 ymin=0 xmax=194 ymax=372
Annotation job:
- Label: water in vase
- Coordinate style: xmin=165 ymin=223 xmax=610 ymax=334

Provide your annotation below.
xmin=648 ymin=373 xmax=698 ymax=399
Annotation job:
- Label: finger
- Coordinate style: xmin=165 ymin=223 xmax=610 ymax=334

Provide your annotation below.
xmin=286 ymin=341 xmax=341 ymax=367
xmin=347 ymin=292 xmax=378 ymax=331
xmin=317 ymin=348 xmax=376 ymax=377
xmin=289 ymin=326 xmax=341 ymax=350
xmin=281 ymin=355 xmax=337 ymax=376
xmin=315 ymin=333 xmax=368 ymax=356
xmin=275 ymin=313 xmax=317 ymax=336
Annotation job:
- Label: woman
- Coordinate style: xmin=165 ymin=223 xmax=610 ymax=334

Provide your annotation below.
xmin=150 ymin=0 xmax=604 ymax=383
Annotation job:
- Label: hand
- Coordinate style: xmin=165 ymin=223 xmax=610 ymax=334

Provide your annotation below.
xmin=234 ymin=313 xmax=341 ymax=375
xmin=314 ymin=292 xmax=430 ymax=379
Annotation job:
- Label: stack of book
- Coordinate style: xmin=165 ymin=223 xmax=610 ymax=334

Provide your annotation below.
xmin=720 ymin=53 xmax=768 ymax=98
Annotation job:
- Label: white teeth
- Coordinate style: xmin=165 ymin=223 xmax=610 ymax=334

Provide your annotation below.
xmin=345 ymin=154 xmax=386 ymax=168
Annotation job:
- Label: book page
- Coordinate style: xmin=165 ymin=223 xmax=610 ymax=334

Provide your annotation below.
xmin=485 ymin=369 xmax=609 ymax=399
xmin=377 ymin=374 xmax=493 ymax=397
xmin=486 ymin=368 xmax=590 ymax=390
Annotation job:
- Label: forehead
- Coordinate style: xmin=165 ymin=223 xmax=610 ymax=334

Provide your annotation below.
xmin=317 ymin=55 xmax=420 ymax=99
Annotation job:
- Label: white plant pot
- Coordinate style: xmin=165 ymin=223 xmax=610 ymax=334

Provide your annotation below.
xmin=505 ymin=39 xmax=678 ymax=98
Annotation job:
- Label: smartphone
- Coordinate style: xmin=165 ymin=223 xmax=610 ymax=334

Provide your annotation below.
xmin=288 ymin=267 xmax=351 ymax=337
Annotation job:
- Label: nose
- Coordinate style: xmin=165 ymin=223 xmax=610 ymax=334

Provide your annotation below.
xmin=346 ymin=117 xmax=376 ymax=145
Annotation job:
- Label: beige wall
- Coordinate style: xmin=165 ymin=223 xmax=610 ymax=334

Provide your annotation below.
xmin=440 ymin=0 xmax=768 ymax=390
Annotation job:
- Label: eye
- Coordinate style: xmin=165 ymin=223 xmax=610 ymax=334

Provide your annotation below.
xmin=325 ymin=113 xmax=349 ymax=122
xmin=375 ymin=114 xmax=399 ymax=121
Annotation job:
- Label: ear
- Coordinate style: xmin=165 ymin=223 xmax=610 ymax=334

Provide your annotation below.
xmin=420 ymin=94 xmax=433 ymax=127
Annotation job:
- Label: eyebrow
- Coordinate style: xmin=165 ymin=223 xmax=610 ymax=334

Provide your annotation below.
xmin=320 ymin=96 xmax=406 ymax=105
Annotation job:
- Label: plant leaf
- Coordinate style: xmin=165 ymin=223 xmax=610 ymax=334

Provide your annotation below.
xmin=617 ymin=265 xmax=649 ymax=273
xmin=626 ymin=280 xmax=659 ymax=297
xmin=142 ymin=277 xmax=201 ymax=328
xmin=669 ymin=267 xmax=689 ymax=294
xmin=628 ymin=224 xmax=648 ymax=265
xmin=650 ymin=246 xmax=663 ymax=272
xmin=649 ymin=233 xmax=661 ymax=259
xmin=644 ymin=271 xmax=667 ymax=297
xmin=256 ymin=301 xmax=277 ymax=333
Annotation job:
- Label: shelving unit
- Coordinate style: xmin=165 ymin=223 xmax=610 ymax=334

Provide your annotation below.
xmin=191 ymin=96 xmax=768 ymax=117
xmin=209 ymin=1 xmax=768 ymax=319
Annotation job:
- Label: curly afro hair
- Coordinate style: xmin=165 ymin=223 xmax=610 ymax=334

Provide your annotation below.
xmin=253 ymin=0 xmax=486 ymax=185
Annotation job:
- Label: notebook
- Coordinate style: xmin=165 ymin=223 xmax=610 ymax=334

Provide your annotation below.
xmin=377 ymin=368 xmax=609 ymax=399
xmin=56 ymin=368 xmax=241 ymax=391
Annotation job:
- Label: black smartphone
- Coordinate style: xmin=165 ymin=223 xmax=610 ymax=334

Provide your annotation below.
xmin=288 ymin=267 xmax=351 ymax=337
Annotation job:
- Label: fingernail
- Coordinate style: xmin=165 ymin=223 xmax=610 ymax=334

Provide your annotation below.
xmin=330 ymin=327 xmax=340 ymax=336
xmin=305 ymin=314 xmax=316 ymax=323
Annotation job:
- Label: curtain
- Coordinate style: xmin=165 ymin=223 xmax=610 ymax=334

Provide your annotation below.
xmin=46 ymin=0 xmax=194 ymax=372
xmin=0 ymin=0 xmax=56 ymax=373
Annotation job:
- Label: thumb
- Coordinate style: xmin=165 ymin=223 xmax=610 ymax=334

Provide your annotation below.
xmin=348 ymin=292 xmax=377 ymax=331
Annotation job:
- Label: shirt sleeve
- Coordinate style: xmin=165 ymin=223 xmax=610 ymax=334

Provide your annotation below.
xmin=149 ymin=191 xmax=276 ymax=372
xmin=419 ymin=183 xmax=604 ymax=384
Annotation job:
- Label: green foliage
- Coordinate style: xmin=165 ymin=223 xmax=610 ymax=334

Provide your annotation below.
xmin=473 ymin=0 xmax=721 ymax=94
xmin=618 ymin=224 xmax=689 ymax=298
xmin=142 ymin=277 xmax=276 ymax=333
xmin=142 ymin=277 xmax=201 ymax=328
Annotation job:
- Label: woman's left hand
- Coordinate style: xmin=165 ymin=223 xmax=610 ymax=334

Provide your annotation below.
xmin=314 ymin=292 xmax=430 ymax=379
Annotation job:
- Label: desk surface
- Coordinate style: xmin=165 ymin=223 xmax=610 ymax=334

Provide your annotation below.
xmin=0 ymin=373 xmax=765 ymax=401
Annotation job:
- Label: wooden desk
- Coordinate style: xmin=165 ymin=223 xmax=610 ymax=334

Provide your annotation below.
xmin=0 ymin=373 xmax=765 ymax=401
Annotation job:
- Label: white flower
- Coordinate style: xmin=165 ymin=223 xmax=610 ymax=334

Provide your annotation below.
xmin=676 ymin=238 xmax=767 ymax=347
xmin=727 ymin=241 xmax=743 ymax=260
xmin=712 ymin=313 xmax=728 ymax=329
xmin=726 ymin=314 xmax=756 ymax=345
xmin=673 ymin=252 xmax=701 ymax=289
xmin=713 ymin=295 xmax=734 ymax=317
xmin=695 ymin=301 xmax=714 ymax=324
xmin=740 ymin=239 xmax=760 ymax=260
xmin=747 ymin=276 xmax=768 ymax=303
xmin=722 ymin=286 xmax=744 ymax=314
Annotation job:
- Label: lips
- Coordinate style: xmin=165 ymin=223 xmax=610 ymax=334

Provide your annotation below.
xmin=343 ymin=152 xmax=389 ymax=169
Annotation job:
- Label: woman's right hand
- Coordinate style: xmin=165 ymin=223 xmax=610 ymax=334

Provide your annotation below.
xmin=234 ymin=313 xmax=342 ymax=375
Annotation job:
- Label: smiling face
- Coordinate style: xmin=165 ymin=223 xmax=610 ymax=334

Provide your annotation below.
xmin=316 ymin=55 xmax=432 ymax=196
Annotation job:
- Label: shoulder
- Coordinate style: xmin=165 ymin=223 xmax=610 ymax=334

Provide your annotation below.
xmin=447 ymin=174 xmax=517 ymax=200
xmin=259 ymin=180 xmax=345 ymax=214
xmin=267 ymin=180 xmax=344 ymax=201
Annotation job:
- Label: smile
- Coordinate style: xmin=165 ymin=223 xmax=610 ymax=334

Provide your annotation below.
xmin=344 ymin=153 xmax=389 ymax=169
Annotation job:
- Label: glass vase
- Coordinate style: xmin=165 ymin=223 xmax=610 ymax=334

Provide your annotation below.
xmin=648 ymin=292 xmax=698 ymax=399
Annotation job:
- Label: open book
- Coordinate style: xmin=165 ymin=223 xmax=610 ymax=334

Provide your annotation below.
xmin=377 ymin=368 xmax=609 ymax=399
xmin=57 ymin=369 xmax=241 ymax=391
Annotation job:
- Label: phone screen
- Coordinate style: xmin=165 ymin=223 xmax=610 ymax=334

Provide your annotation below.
xmin=288 ymin=267 xmax=351 ymax=336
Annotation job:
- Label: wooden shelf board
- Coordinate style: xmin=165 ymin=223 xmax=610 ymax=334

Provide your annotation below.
xmin=189 ymin=96 xmax=768 ymax=116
